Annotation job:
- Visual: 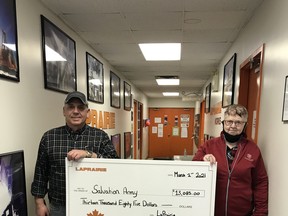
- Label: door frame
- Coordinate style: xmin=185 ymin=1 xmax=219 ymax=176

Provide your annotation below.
xmin=238 ymin=44 xmax=264 ymax=144
xmin=199 ymin=100 xmax=205 ymax=146
xmin=133 ymin=99 xmax=143 ymax=159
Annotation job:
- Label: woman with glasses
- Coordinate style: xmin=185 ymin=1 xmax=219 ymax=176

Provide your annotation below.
xmin=193 ymin=104 xmax=268 ymax=216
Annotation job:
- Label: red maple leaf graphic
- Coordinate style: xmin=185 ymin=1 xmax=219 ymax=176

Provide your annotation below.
xmin=87 ymin=209 xmax=104 ymax=216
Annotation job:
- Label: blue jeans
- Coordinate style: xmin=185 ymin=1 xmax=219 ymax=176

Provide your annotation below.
xmin=49 ymin=202 xmax=66 ymax=216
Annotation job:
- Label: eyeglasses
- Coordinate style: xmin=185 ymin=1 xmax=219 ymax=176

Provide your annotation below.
xmin=224 ymin=120 xmax=246 ymax=127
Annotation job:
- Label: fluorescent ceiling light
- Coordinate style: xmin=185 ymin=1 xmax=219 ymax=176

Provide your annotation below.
xmin=139 ymin=43 xmax=181 ymax=61
xmin=156 ymin=76 xmax=179 ymax=85
xmin=163 ymin=92 xmax=179 ymax=96
xmin=45 ymin=45 xmax=67 ymax=62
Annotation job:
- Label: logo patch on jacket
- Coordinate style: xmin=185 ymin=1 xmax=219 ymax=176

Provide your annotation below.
xmin=245 ymin=154 xmax=254 ymax=162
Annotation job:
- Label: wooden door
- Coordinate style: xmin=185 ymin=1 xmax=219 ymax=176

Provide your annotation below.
xmin=138 ymin=102 xmax=143 ymax=159
xmin=148 ymin=108 xmax=194 ymax=158
xmin=133 ymin=100 xmax=143 ymax=159
xmin=199 ymin=100 xmax=205 ymax=146
xmin=133 ymin=100 xmax=138 ymax=159
xmin=238 ymin=45 xmax=264 ymax=144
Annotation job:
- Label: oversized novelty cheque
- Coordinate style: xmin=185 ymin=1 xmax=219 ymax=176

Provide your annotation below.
xmin=66 ymin=158 xmax=217 ymax=216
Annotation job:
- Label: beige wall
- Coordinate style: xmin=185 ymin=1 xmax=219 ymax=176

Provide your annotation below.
xmin=204 ymin=0 xmax=288 ymax=214
xmin=1 ymin=0 xmax=288 ymax=215
xmin=0 ymin=0 xmax=148 ymax=214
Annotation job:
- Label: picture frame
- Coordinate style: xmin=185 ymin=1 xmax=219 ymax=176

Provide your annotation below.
xmin=41 ymin=15 xmax=77 ymax=93
xmin=205 ymin=83 xmax=211 ymax=113
xmin=0 ymin=0 xmax=20 ymax=82
xmin=111 ymin=133 xmax=121 ymax=158
xmin=110 ymin=71 xmax=120 ymax=108
xmin=86 ymin=52 xmax=104 ymax=103
xmin=282 ymin=75 xmax=288 ymax=122
xmin=0 ymin=150 xmax=28 ymax=216
xmin=124 ymin=132 xmax=132 ymax=159
xmin=222 ymin=53 xmax=237 ymax=107
xmin=124 ymin=81 xmax=132 ymax=111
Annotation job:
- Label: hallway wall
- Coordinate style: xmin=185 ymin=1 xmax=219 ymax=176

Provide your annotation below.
xmin=1 ymin=0 xmax=287 ymax=215
xmin=205 ymin=0 xmax=287 ymax=214
xmin=0 ymin=0 xmax=148 ymax=214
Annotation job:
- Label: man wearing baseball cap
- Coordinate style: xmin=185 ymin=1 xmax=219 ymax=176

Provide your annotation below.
xmin=64 ymin=91 xmax=88 ymax=106
xmin=31 ymin=91 xmax=118 ymax=216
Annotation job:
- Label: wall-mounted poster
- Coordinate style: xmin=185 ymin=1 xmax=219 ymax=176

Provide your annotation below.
xmin=222 ymin=53 xmax=237 ymax=107
xmin=124 ymin=132 xmax=132 ymax=159
xmin=111 ymin=133 xmax=121 ymax=158
xmin=194 ymin=114 xmax=200 ymax=148
xmin=0 ymin=150 xmax=28 ymax=216
xmin=110 ymin=71 xmax=120 ymax=108
xmin=86 ymin=52 xmax=104 ymax=103
xmin=282 ymin=75 xmax=288 ymax=122
xmin=124 ymin=81 xmax=131 ymax=111
xmin=0 ymin=0 xmax=20 ymax=81
xmin=41 ymin=15 xmax=77 ymax=93
xmin=205 ymin=83 xmax=211 ymax=113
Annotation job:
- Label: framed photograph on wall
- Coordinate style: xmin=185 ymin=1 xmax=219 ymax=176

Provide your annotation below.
xmin=41 ymin=15 xmax=76 ymax=93
xmin=205 ymin=83 xmax=211 ymax=113
xmin=0 ymin=150 xmax=28 ymax=215
xmin=124 ymin=81 xmax=131 ymax=111
xmin=86 ymin=52 xmax=104 ymax=103
xmin=111 ymin=133 xmax=121 ymax=158
xmin=0 ymin=0 xmax=20 ymax=82
xmin=222 ymin=53 xmax=237 ymax=107
xmin=110 ymin=71 xmax=120 ymax=108
xmin=282 ymin=75 xmax=288 ymax=122
xmin=124 ymin=132 xmax=132 ymax=159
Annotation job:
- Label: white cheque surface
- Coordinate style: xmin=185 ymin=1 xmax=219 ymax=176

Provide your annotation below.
xmin=66 ymin=158 xmax=217 ymax=216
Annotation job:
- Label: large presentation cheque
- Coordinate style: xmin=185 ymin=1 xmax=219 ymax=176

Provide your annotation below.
xmin=66 ymin=158 xmax=217 ymax=216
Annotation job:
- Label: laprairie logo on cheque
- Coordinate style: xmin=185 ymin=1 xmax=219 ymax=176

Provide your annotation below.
xmin=87 ymin=209 xmax=104 ymax=216
xmin=75 ymin=167 xmax=107 ymax=172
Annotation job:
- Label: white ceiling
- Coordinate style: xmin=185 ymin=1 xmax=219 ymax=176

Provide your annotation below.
xmin=40 ymin=0 xmax=264 ymax=99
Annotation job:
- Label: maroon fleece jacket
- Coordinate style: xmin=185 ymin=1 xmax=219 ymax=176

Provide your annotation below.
xmin=193 ymin=132 xmax=268 ymax=216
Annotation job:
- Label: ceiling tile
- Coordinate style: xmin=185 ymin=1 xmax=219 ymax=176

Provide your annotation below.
xmin=40 ymin=0 xmax=264 ymax=99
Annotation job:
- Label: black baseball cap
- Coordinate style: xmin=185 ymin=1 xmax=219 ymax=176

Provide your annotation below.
xmin=64 ymin=91 xmax=88 ymax=106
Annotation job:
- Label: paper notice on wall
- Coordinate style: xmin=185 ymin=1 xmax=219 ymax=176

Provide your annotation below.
xmin=152 ymin=126 xmax=157 ymax=134
xmin=181 ymin=127 xmax=188 ymax=138
xmin=181 ymin=114 xmax=190 ymax=123
xmin=181 ymin=123 xmax=189 ymax=128
xmin=154 ymin=117 xmax=161 ymax=123
xmin=158 ymin=124 xmax=163 ymax=137
xmin=172 ymin=127 xmax=179 ymax=136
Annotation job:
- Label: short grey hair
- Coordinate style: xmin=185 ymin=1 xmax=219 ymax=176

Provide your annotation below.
xmin=224 ymin=104 xmax=248 ymax=120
